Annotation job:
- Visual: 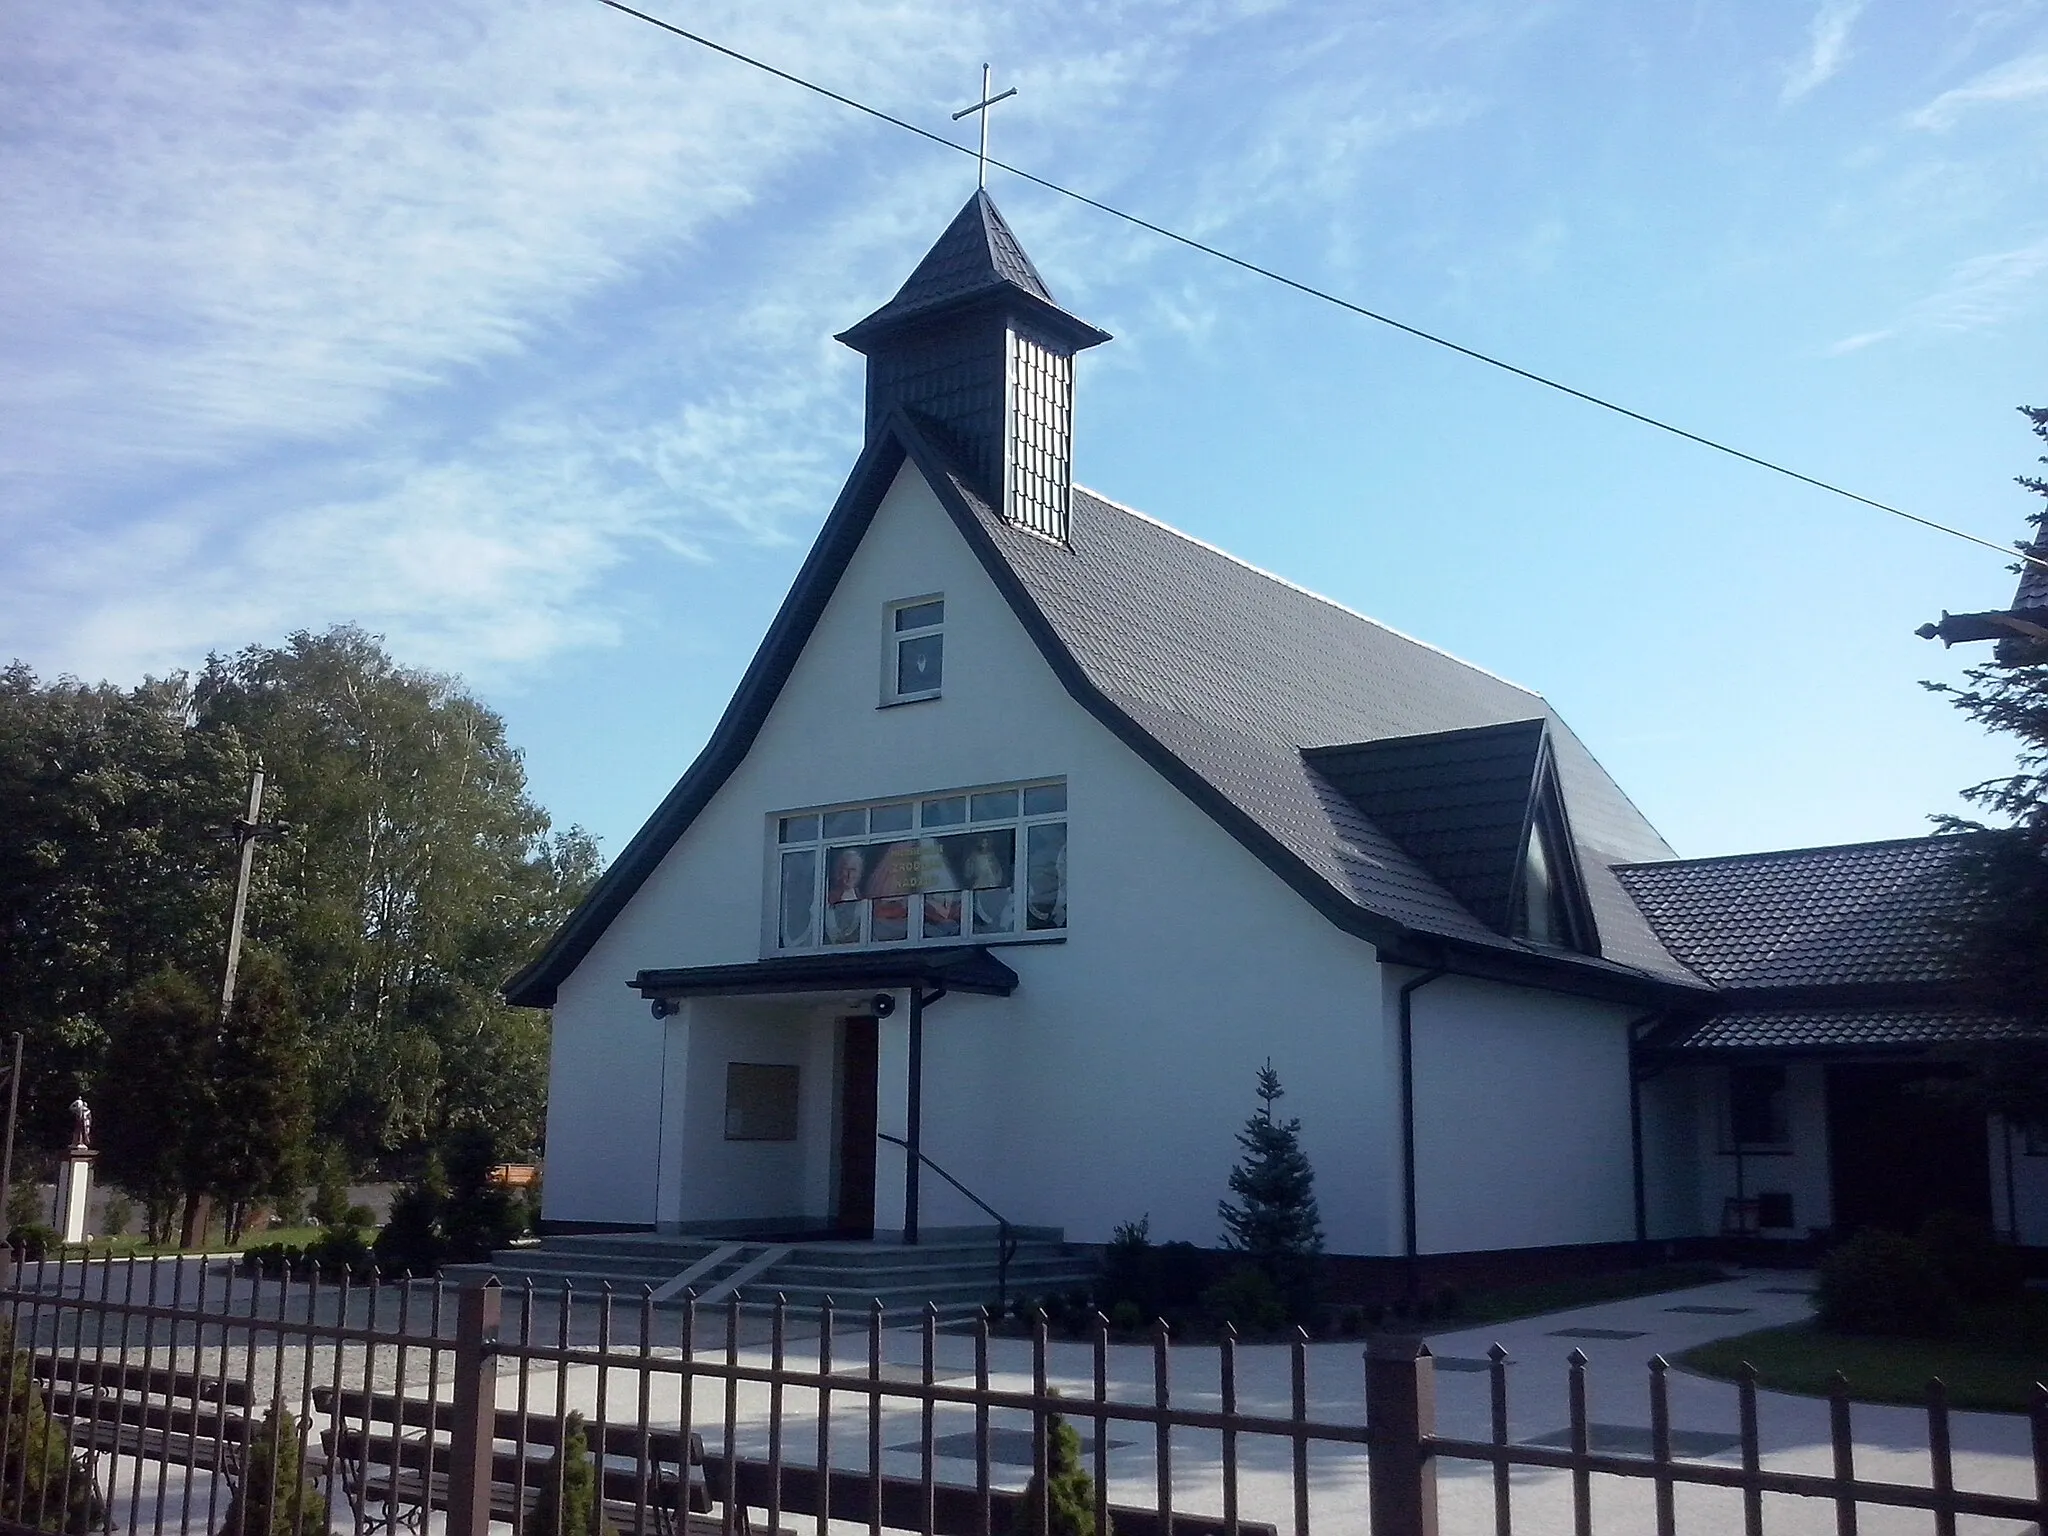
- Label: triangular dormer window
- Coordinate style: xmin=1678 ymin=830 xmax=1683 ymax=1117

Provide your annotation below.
xmin=1511 ymin=770 xmax=1595 ymax=952
xmin=1303 ymin=719 xmax=1602 ymax=956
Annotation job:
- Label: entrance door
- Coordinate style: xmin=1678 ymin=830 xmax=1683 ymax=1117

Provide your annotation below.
xmin=835 ymin=1016 xmax=879 ymax=1237
xmin=1825 ymin=1064 xmax=1990 ymax=1234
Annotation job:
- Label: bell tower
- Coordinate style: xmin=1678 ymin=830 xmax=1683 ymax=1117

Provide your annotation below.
xmin=837 ymin=191 xmax=1110 ymax=544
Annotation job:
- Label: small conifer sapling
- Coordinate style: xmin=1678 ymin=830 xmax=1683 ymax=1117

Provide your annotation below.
xmin=1216 ymin=1061 xmax=1324 ymax=1318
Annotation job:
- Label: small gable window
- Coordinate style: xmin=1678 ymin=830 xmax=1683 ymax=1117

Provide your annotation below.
xmin=1512 ymin=807 xmax=1588 ymax=951
xmin=884 ymin=596 xmax=944 ymax=704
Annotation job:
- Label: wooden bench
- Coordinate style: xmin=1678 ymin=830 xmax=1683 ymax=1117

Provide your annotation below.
xmin=312 ymin=1385 xmax=732 ymax=1536
xmin=713 ymin=1453 xmax=1279 ymax=1536
xmin=34 ymin=1354 xmax=264 ymax=1488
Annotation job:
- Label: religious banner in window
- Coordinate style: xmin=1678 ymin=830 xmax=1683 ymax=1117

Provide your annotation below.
xmin=773 ymin=781 xmax=1062 ymax=950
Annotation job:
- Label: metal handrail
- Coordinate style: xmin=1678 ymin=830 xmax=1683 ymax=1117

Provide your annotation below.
xmin=875 ymin=1132 xmax=1021 ymax=1313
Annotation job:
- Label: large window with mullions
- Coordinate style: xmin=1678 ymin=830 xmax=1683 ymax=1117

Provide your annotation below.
xmin=773 ymin=780 xmax=1067 ymax=950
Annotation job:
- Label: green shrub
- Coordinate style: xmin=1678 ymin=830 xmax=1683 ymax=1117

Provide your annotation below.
xmin=6 ymin=1181 xmax=43 ymax=1233
xmin=266 ymin=1192 xmax=304 ymax=1230
xmin=1202 ymin=1265 xmax=1287 ymax=1334
xmin=100 ymin=1195 xmax=132 ymax=1240
xmin=442 ymin=1128 xmax=527 ymax=1264
xmin=309 ymin=1151 xmax=351 ymax=1229
xmin=1916 ymin=1212 xmax=2023 ymax=1305
xmin=1107 ymin=1300 xmax=1143 ymax=1335
xmin=7 ymin=1225 xmax=59 ymax=1262
xmin=522 ymin=1412 xmax=615 ymax=1536
xmin=216 ymin=1405 xmax=326 ymax=1536
xmin=1817 ymin=1230 xmax=1958 ymax=1338
xmin=307 ymin=1226 xmax=372 ymax=1275
xmin=0 ymin=1320 xmax=103 ymax=1532
xmin=1010 ymin=1408 xmax=1107 ymax=1536
xmin=375 ymin=1161 xmax=447 ymax=1277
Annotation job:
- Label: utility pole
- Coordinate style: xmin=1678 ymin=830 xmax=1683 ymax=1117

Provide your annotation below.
xmin=182 ymin=759 xmax=288 ymax=1250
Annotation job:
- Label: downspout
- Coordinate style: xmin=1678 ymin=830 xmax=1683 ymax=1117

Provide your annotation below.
xmin=2003 ymin=1116 xmax=2020 ymax=1246
xmin=903 ymin=983 xmax=947 ymax=1246
xmin=1626 ymin=1013 xmax=1664 ymax=1260
xmin=1398 ymin=965 xmax=1448 ymax=1305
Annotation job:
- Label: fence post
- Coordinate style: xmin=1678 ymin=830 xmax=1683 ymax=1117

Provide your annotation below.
xmin=448 ymin=1280 xmax=504 ymax=1536
xmin=1367 ymin=1334 xmax=1439 ymax=1536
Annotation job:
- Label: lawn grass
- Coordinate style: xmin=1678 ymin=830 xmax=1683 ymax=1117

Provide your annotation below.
xmin=60 ymin=1224 xmax=338 ymax=1259
xmin=1678 ymin=1295 xmax=2048 ymax=1414
xmin=1438 ymin=1262 xmax=1732 ymax=1328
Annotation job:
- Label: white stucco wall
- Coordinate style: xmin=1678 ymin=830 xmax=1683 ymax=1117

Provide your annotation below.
xmin=1690 ymin=1061 xmax=1832 ymax=1238
xmin=1992 ymin=1119 xmax=2048 ymax=1245
xmin=1406 ymin=973 xmax=1640 ymax=1253
xmin=1637 ymin=1066 xmax=1703 ymax=1242
xmin=540 ymin=459 xmax=1402 ymax=1249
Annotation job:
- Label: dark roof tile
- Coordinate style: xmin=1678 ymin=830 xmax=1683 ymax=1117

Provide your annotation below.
xmin=981 ymin=488 xmax=1696 ymax=980
xmin=1613 ymin=837 xmax=1972 ymax=990
xmin=1656 ymin=1004 xmax=2037 ymax=1053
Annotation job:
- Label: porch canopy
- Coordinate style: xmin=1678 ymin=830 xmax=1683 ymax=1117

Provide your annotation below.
xmin=1641 ymin=1002 xmax=2036 ymax=1059
xmin=631 ymin=944 xmax=1018 ymax=1003
xmin=630 ymin=946 xmax=1018 ymax=1246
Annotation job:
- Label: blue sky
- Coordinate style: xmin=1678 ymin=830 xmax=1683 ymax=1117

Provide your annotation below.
xmin=4 ymin=0 xmax=2046 ymax=863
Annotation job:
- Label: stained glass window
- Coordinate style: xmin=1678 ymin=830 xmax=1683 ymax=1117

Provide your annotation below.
xmin=771 ymin=780 xmax=1065 ymax=950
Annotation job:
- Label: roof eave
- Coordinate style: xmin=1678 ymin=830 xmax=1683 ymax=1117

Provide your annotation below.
xmin=836 ymin=286 xmax=1112 ymax=355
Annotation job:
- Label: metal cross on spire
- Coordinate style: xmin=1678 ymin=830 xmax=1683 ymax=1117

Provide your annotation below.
xmin=951 ymin=64 xmax=1016 ymax=189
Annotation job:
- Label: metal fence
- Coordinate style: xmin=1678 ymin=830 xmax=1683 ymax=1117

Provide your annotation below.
xmin=0 ymin=1252 xmax=2041 ymax=1536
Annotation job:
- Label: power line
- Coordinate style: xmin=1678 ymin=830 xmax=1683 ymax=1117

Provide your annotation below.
xmin=596 ymin=0 xmax=2046 ymax=575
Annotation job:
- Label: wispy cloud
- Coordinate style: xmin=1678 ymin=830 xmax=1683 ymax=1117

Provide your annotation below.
xmin=1827 ymin=234 xmax=2048 ymax=352
xmin=1908 ymin=47 xmax=2048 ymax=128
xmin=1 ymin=0 xmax=1327 ymax=684
xmin=1782 ymin=0 xmax=1867 ymax=102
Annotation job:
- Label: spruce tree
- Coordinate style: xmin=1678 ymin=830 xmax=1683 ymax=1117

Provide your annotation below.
xmin=522 ymin=1412 xmax=614 ymax=1536
xmin=216 ymin=1405 xmax=325 ymax=1536
xmin=1217 ymin=1062 xmax=1323 ymax=1312
xmin=1925 ymin=406 xmax=2048 ymax=1121
xmin=1010 ymin=1410 xmax=1107 ymax=1536
xmin=0 ymin=1320 xmax=102 ymax=1533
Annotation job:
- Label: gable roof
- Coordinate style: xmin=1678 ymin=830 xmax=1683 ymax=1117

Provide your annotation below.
xmin=981 ymin=487 xmax=1695 ymax=987
xmin=507 ymin=415 xmax=1701 ymax=1008
xmin=1304 ymin=720 xmax=1568 ymax=939
xmin=1612 ymin=835 xmax=1973 ymax=994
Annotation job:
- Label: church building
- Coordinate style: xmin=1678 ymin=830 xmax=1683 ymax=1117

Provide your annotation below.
xmin=506 ymin=193 xmax=2047 ymax=1278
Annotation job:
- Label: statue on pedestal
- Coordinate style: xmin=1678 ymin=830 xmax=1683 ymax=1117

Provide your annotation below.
xmin=69 ymin=1097 xmax=91 ymax=1151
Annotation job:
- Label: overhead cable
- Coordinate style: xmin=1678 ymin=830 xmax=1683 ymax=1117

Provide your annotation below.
xmin=595 ymin=0 xmax=2047 ymax=573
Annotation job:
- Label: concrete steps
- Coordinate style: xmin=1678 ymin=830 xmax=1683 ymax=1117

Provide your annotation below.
xmin=444 ymin=1229 xmax=1099 ymax=1322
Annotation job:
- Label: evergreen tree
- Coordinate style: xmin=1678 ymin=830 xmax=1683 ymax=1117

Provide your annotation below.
xmin=215 ymin=1405 xmax=325 ymax=1536
xmin=1009 ymin=1410 xmax=1107 ymax=1536
xmin=1217 ymin=1062 xmax=1323 ymax=1307
xmin=0 ymin=1320 xmax=103 ymax=1533
xmin=522 ymin=1412 xmax=614 ymax=1536
xmin=1925 ymin=406 xmax=2048 ymax=1119
xmin=97 ymin=968 xmax=216 ymax=1243
xmin=440 ymin=1125 xmax=527 ymax=1264
xmin=373 ymin=1154 xmax=448 ymax=1277
xmin=202 ymin=949 xmax=313 ymax=1241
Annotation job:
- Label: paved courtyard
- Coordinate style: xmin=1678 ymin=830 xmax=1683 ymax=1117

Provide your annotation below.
xmin=10 ymin=1259 xmax=2043 ymax=1535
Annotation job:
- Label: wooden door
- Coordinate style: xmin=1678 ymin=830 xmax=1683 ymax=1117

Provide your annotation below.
xmin=835 ymin=1016 xmax=879 ymax=1237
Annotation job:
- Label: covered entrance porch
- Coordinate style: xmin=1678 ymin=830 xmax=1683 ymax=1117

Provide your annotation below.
xmin=630 ymin=946 xmax=1019 ymax=1245
xmin=1641 ymin=1004 xmax=2040 ymax=1248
